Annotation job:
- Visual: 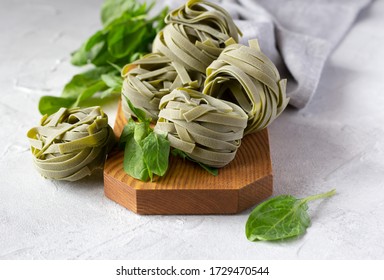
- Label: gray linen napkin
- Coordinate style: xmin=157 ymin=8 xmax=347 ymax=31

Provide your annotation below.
xmin=162 ymin=0 xmax=372 ymax=108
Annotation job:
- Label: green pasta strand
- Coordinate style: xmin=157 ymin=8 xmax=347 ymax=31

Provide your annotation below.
xmin=154 ymin=88 xmax=247 ymax=168
xmin=153 ymin=0 xmax=241 ymax=73
xmin=27 ymin=106 xmax=115 ymax=181
xmin=121 ymin=0 xmax=241 ymax=121
xmin=203 ymin=39 xmax=289 ymax=134
xmin=121 ymin=53 xmax=204 ymax=121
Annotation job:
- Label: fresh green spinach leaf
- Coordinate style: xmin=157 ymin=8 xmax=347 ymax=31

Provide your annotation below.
xmin=71 ymin=31 xmax=106 ymax=66
xmin=38 ymin=0 xmax=168 ymax=115
xmin=62 ymin=67 xmax=110 ymax=99
xmin=134 ymin=122 xmax=150 ymax=143
xmin=118 ymin=118 xmax=136 ymax=149
xmin=38 ymin=96 xmax=76 ymax=116
xmin=101 ymin=0 xmax=145 ymax=27
xmin=73 ymin=80 xmax=108 ymax=107
xmin=100 ymin=87 xmax=116 ymax=99
xmin=71 ymin=0 xmax=165 ymax=68
xmin=120 ymin=98 xmax=170 ymax=182
xmin=142 ymin=131 xmax=170 ymax=178
xmin=246 ymin=189 xmax=336 ymax=242
xmin=125 ymin=96 xmax=149 ymax=123
xmin=123 ymin=131 xmax=150 ymax=181
xmin=107 ymin=20 xmax=147 ymax=58
xmin=39 ymin=67 xmax=122 ymax=115
xmin=101 ymin=72 xmax=122 ymax=89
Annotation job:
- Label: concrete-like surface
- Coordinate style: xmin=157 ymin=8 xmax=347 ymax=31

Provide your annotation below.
xmin=1 ymin=0 xmax=383 ymax=259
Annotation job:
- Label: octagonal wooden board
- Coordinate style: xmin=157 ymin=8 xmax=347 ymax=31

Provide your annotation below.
xmin=104 ymin=101 xmax=273 ymax=215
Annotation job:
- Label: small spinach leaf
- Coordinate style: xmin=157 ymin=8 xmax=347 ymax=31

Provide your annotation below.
xmin=246 ymin=189 xmax=336 ymax=242
xmin=142 ymin=132 xmax=170 ymax=178
xmin=73 ymin=80 xmax=107 ymax=107
xmin=134 ymin=122 xmax=150 ymax=143
xmin=125 ymin=97 xmax=149 ymax=123
xmin=38 ymin=96 xmax=76 ymax=116
xmin=118 ymin=118 xmax=136 ymax=149
xmin=101 ymin=72 xmax=122 ymax=89
xmin=107 ymin=20 xmax=147 ymax=58
xmin=71 ymin=31 xmax=106 ymax=66
xmin=101 ymin=0 xmax=143 ymax=27
xmin=120 ymin=98 xmax=170 ymax=182
xmin=123 ymin=132 xmax=150 ymax=181
xmin=62 ymin=67 xmax=110 ymax=99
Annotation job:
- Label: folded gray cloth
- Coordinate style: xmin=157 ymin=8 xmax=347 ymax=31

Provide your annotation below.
xmin=162 ymin=0 xmax=372 ymax=108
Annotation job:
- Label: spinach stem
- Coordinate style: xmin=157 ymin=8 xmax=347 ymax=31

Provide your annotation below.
xmin=302 ymin=189 xmax=336 ymax=203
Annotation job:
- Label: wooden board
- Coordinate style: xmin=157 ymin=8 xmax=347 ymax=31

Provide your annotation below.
xmin=104 ymin=101 xmax=273 ymax=215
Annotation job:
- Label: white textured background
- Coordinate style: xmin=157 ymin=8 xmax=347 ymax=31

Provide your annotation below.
xmin=1 ymin=0 xmax=384 ymax=259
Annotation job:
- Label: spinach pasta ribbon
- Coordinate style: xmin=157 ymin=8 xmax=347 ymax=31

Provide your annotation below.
xmin=154 ymin=88 xmax=247 ymax=168
xmin=204 ymin=39 xmax=289 ymax=134
xmin=153 ymin=0 xmax=241 ymax=73
xmin=27 ymin=106 xmax=115 ymax=181
xmin=121 ymin=0 xmax=241 ymax=121
xmin=122 ymin=53 xmax=204 ymax=120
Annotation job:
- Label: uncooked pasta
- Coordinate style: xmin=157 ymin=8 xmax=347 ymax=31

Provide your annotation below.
xmin=27 ymin=107 xmax=115 ymax=181
xmin=154 ymin=88 xmax=247 ymax=168
xmin=204 ymin=39 xmax=289 ymax=134
xmin=121 ymin=53 xmax=204 ymax=120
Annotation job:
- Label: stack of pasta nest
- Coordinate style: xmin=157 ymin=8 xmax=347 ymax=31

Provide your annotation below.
xmin=122 ymin=0 xmax=289 ymax=168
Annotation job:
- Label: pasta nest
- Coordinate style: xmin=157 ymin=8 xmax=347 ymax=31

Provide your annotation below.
xmin=153 ymin=0 xmax=241 ymax=73
xmin=204 ymin=40 xmax=290 ymax=134
xmin=27 ymin=107 xmax=115 ymax=181
xmin=154 ymin=88 xmax=248 ymax=168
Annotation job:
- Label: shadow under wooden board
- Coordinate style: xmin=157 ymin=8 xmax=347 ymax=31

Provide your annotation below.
xmin=104 ymin=101 xmax=273 ymax=215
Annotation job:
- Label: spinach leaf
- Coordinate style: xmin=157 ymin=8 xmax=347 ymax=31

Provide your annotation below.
xmin=125 ymin=96 xmax=149 ymax=124
xmin=61 ymin=67 xmax=110 ymax=99
xmin=38 ymin=96 xmax=76 ymax=116
xmin=171 ymin=149 xmax=219 ymax=176
xmin=101 ymin=0 xmax=146 ymax=27
xmin=71 ymin=0 xmax=167 ymax=67
xmin=120 ymin=98 xmax=170 ymax=182
xmin=142 ymin=131 xmax=170 ymax=178
xmin=101 ymin=72 xmax=122 ymax=89
xmin=73 ymin=80 xmax=108 ymax=106
xmin=107 ymin=20 xmax=147 ymax=58
xmin=246 ymin=189 xmax=336 ymax=242
xmin=38 ymin=0 xmax=168 ymax=115
xmin=71 ymin=1 xmax=152 ymax=67
xmin=71 ymin=31 xmax=106 ymax=66
xmin=100 ymin=87 xmax=116 ymax=99
xmin=134 ymin=122 xmax=150 ymax=143
xmin=39 ymin=67 xmax=110 ymax=115
xmin=118 ymin=118 xmax=136 ymax=149
xmin=123 ymin=131 xmax=150 ymax=182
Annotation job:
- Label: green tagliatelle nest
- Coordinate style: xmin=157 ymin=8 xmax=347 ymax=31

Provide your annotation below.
xmin=27 ymin=107 xmax=115 ymax=181
xmin=122 ymin=0 xmax=241 ymax=121
xmin=152 ymin=0 xmax=241 ymax=73
xmin=204 ymin=40 xmax=289 ymax=134
xmin=154 ymin=88 xmax=248 ymax=168
xmin=121 ymin=53 xmax=204 ymax=121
